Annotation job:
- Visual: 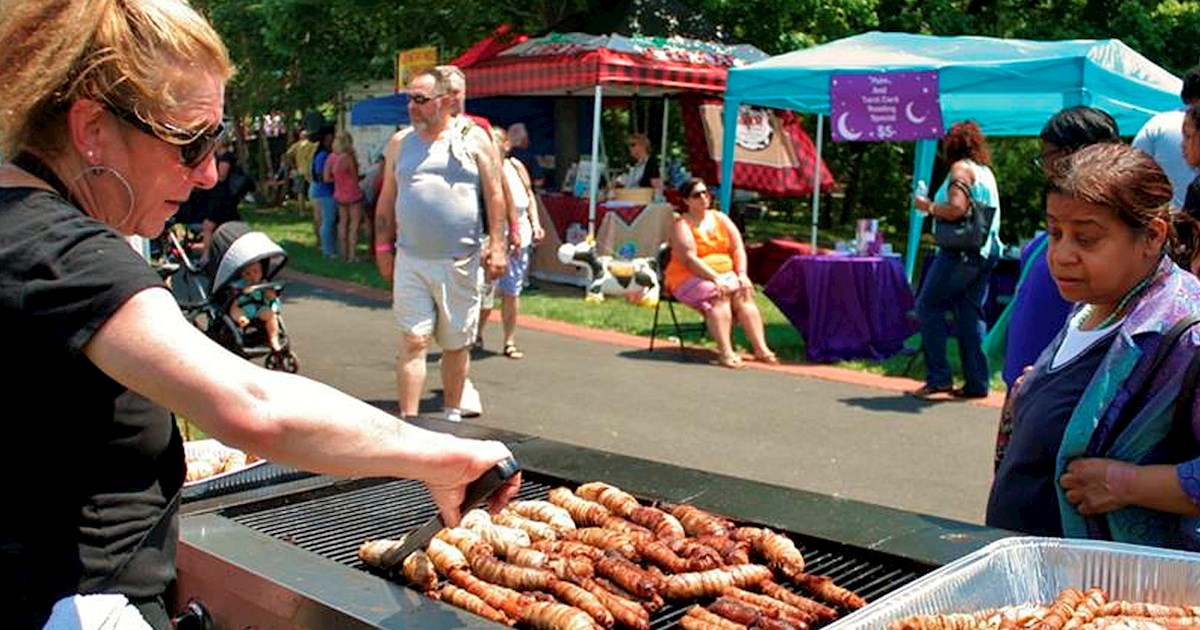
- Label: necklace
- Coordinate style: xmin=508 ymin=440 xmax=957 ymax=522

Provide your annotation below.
xmin=1078 ymin=263 xmax=1161 ymax=330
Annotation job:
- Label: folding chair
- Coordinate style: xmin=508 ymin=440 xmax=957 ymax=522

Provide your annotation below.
xmin=649 ymin=244 xmax=707 ymax=351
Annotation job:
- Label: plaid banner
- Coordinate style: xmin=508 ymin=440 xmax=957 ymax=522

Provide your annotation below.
xmin=681 ymin=94 xmax=835 ymax=196
xmin=465 ymin=49 xmax=729 ymax=98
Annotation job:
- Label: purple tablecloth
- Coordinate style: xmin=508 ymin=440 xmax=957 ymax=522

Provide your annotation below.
xmin=764 ymin=255 xmax=918 ymax=363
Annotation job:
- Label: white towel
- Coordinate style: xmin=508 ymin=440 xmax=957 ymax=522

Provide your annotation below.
xmin=43 ymin=594 xmax=155 ymax=630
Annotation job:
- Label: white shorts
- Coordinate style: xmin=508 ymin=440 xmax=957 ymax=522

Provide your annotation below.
xmin=393 ymin=249 xmax=482 ymax=350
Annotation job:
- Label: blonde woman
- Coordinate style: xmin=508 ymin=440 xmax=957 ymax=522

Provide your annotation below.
xmin=0 ymin=2 xmax=517 ymax=625
xmin=328 ymin=131 xmax=365 ymax=261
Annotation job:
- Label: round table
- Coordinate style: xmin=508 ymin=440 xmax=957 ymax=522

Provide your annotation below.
xmin=764 ymin=254 xmax=918 ymax=363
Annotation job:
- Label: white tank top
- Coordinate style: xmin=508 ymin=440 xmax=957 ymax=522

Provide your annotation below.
xmin=503 ymin=158 xmax=533 ymax=248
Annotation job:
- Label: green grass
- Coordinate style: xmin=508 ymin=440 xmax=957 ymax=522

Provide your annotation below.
xmin=246 ymin=203 xmax=390 ymax=290
xmin=241 ymin=203 xmax=998 ymax=388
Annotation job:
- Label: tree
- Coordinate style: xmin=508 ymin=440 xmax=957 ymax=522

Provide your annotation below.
xmin=196 ymin=0 xmax=1200 ymax=248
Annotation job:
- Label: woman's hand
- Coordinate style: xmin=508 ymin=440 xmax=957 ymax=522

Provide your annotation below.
xmin=913 ymin=195 xmax=933 ymax=215
xmin=736 ymin=272 xmax=754 ymax=296
xmin=1060 ymin=458 xmax=1139 ymax=515
xmin=713 ymin=274 xmax=739 ymax=297
xmin=1003 ymin=366 xmax=1034 ymax=416
xmin=483 ymin=245 xmax=507 ymax=281
xmin=423 ymin=439 xmax=522 ymax=526
xmin=532 ymin=223 xmax=546 ymax=244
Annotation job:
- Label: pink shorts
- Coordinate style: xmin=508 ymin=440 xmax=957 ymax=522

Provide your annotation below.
xmin=671 ymin=272 xmax=738 ymax=314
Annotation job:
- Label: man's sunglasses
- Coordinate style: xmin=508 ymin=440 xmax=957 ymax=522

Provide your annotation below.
xmin=108 ymin=106 xmax=224 ymax=168
xmin=409 ymin=92 xmax=444 ymax=105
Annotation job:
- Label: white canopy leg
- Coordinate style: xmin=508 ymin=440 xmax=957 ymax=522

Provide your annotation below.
xmin=587 ymin=85 xmax=604 ymax=240
xmin=659 ymin=97 xmax=670 ymax=195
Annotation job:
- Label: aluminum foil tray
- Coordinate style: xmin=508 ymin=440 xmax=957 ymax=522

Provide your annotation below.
xmin=828 ymin=536 xmax=1200 ymax=629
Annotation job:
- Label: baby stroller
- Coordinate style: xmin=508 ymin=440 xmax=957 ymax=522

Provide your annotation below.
xmin=164 ymin=221 xmax=299 ymax=372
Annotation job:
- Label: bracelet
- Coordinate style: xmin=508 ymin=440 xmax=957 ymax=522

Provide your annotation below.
xmin=374 ymin=243 xmax=395 ymax=254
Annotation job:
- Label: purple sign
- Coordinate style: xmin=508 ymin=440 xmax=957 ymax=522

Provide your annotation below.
xmin=830 ymin=71 xmax=944 ymax=142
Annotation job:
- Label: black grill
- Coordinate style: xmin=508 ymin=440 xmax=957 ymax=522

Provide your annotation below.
xmin=220 ymin=473 xmax=930 ymax=628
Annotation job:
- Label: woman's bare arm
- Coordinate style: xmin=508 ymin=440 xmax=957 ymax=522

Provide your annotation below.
xmin=933 ymin=161 xmax=975 ymax=221
xmin=716 ymin=213 xmax=748 ymax=274
xmin=1061 ymin=459 xmax=1200 ymax=517
xmin=715 ymin=213 xmax=753 ymax=292
xmin=83 ymin=288 xmax=517 ymax=523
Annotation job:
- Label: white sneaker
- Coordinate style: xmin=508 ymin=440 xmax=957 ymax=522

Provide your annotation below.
xmin=443 ymin=408 xmax=463 ymax=423
xmin=460 ymin=378 xmax=483 ymax=417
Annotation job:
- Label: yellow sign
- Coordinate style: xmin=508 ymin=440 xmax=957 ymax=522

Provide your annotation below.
xmin=396 ymin=46 xmax=439 ymax=91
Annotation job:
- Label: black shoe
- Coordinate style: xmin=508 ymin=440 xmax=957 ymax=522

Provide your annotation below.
xmin=952 ymin=387 xmax=989 ymax=400
xmin=909 ymin=384 xmax=953 ymax=399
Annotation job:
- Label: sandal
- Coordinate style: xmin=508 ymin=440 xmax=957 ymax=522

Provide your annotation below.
xmin=503 ymin=343 xmax=525 ymax=360
xmin=754 ymin=352 xmax=781 ymax=365
xmin=717 ymin=353 xmax=745 ymax=369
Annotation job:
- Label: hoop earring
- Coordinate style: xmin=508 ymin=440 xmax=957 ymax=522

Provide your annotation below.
xmin=70 ymin=165 xmax=136 ymax=230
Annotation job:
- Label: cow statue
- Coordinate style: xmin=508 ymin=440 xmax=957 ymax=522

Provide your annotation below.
xmin=557 ymin=241 xmax=660 ymax=307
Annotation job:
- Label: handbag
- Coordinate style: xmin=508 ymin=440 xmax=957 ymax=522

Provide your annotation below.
xmin=933 ymin=179 xmax=996 ymax=252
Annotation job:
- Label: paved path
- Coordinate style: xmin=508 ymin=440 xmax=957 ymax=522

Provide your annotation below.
xmin=281 ymin=272 xmax=1004 ymax=525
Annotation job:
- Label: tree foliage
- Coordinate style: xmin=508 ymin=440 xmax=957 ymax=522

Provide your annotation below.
xmin=199 ymin=0 xmax=1200 ymax=245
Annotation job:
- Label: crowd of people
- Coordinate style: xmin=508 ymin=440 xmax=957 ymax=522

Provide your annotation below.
xmin=10 ymin=0 xmax=1200 ymax=627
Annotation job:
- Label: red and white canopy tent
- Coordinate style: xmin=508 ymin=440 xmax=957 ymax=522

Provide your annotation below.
xmin=458 ymin=31 xmax=832 ymax=235
xmin=462 ymin=32 xmax=759 ymax=97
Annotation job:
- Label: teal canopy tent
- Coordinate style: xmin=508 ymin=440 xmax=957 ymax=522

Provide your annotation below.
xmin=719 ymin=31 xmax=1183 ymax=280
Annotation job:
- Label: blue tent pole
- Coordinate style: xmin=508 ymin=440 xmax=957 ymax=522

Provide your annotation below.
xmin=719 ymin=99 xmax=739 ymax=213
xmin=907 ymin=138 xmax=937 ymax=283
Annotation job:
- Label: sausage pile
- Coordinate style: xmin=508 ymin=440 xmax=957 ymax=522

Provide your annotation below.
xmin=183 ymin=442 xmax=260 ymax=483
xmin=891 ymin=587 xmax=1200 ymax=629
xmin=358 ymin=481 xmax=868 ymax=629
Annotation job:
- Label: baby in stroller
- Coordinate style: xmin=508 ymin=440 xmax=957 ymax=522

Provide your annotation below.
xmin=229 ymin=261 xmax=283 ymax=353
xmin=165 ymin=220 xmax=299 ymax=372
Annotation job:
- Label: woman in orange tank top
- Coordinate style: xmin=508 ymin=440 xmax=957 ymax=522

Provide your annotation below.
xmin=665 ymin=178 xmax=777 ymax=368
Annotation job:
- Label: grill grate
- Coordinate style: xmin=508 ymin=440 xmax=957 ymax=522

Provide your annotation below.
xmin=224 ymin=475 xmax=928 ymax=628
